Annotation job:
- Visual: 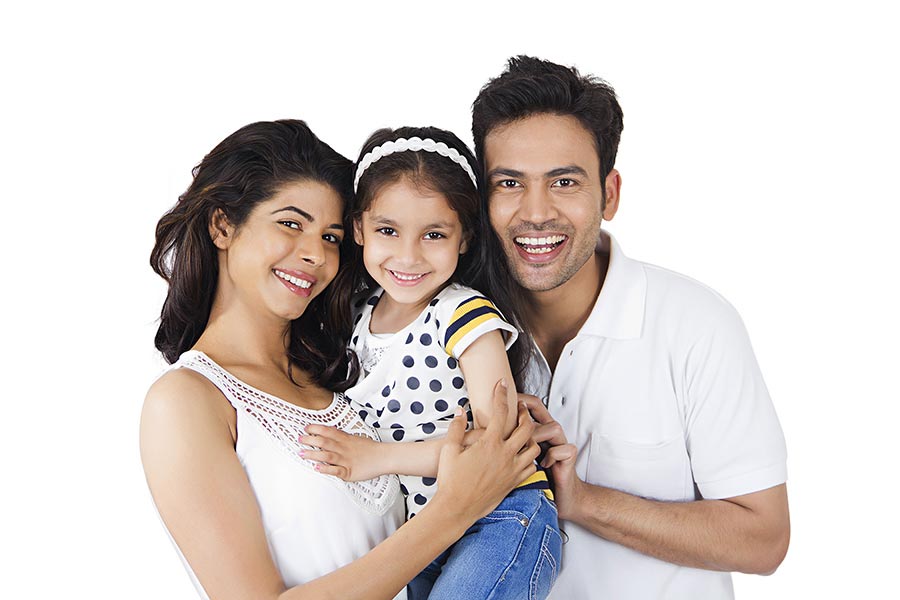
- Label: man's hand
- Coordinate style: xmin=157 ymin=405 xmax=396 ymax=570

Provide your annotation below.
xmin=521 ymin=394 xmax=587 ymax=521
xmin=299 ymin=426 xmax=384 ymax=482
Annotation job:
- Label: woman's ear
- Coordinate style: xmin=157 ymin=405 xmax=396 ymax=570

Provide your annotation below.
xmin=209 ymin=208 xmax=235 ymax=250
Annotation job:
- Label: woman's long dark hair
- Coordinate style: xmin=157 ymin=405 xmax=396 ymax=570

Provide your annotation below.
xmin=332 ymin=126 xmax=534 ymax=388
xmin=150 ymin=119 xmax=359 ymax=391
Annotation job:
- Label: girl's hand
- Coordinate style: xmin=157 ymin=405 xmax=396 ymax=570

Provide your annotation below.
xmin=299 ymin=426 xmax=384 ymax=482
xmin=432 ymin=379 xmax=540 ymax=521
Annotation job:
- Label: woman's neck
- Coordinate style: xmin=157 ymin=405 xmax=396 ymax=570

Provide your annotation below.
xmin=194 ymin=297 xmax=290 ymax=372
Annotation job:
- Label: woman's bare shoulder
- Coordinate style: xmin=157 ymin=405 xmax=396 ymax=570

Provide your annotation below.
xmin=142 ymin=367 xmax=234 ymax=442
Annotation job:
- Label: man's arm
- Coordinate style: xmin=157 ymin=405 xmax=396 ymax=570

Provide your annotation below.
xmin=527 ymin=396 xmax=790 ymax=575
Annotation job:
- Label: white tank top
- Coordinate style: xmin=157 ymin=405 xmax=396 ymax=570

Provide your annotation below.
xmin=160 ymin=350 xmax=406 ymax=598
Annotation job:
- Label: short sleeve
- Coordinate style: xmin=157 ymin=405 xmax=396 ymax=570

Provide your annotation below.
xmin=683 ymin=303 xmax=787 ymax=499
xmin=436 ymin=289 xmax=518 ymax=359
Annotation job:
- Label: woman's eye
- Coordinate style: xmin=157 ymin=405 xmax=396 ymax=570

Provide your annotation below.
xmin=279 ymin=220 xmax=301 ymax=230
xmin=424 ymin=232 xmax=445 ymax=240
xmin=376 ymin=227 xmax=397 ymax=236
xmin=323 ymin=233 xmax=342 ymax=244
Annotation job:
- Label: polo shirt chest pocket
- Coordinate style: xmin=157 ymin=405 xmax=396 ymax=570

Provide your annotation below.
xmin=584 ymin=434 xmax=694 ymax=502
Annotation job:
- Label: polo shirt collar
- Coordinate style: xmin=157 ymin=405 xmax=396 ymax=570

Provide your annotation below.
xmin=578 ymin=231 xmax=647 ymax=340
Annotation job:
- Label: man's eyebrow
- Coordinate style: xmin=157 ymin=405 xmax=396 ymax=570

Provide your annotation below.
xmin=487 ymin=166 xmax=589 ymax=179
xmin=487 ymin=167 xmax=525 ymax=179
xmin=545 ymin=165 xmax=589 ymax=178
xmin=271 ymin=205 xmax=343 ymax=230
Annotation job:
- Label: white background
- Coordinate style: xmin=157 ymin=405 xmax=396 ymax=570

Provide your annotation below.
xmin=2 ymin=1 xmax=897 ymax=597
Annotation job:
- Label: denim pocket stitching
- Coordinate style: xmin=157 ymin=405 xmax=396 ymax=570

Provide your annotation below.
xmin=529 ymin=524 xmax=561 ymax=600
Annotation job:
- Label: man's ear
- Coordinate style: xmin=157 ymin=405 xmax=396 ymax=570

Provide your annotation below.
xmin=602 ymin=168 xmax=622 ymax=221
xmin=209 ymin=208 xmax=235 ymax=249
xmin=353 ymin=219 xmax=364 ymax=246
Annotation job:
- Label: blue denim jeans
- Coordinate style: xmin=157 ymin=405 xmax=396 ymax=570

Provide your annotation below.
xmin=407 ymin=488 xmax=562 ymax=600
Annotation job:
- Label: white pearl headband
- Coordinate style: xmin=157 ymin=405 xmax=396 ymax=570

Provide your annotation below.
xmin=353 ymin=136 xmax=478 ymax=192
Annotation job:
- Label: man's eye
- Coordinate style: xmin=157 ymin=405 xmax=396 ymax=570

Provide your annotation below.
xmin=496 ymin=179 xmax=520 ymax=189
xmin=376 ymin=227 xmax=396 ymax=236
xmin=552 ymin=178 xmax=576 ymax=188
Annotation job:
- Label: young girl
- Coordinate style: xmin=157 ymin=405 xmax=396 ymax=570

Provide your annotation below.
xmin=300 ymin=127 xmax=561 ymax=600
xmin=141 ymin=120 xmax=540 ymax=600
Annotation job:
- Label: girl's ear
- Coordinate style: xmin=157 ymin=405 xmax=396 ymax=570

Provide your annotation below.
xmin=209 ymin=208 xmax=235 ymax=250
xmin=459 ymin=231 xmax=471 ymax=254
xmin=353 ymin=219 xmax=364 ymax=246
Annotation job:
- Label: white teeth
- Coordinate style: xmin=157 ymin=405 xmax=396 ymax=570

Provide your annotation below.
xmin=514 ymin=235 xmax=566 ymax=253
xmin=275 ymin=270 xmax=312 ymax=288
xmin=390 ymin=271 xmax=425 ymax=281
xmin=514 ymin=235 xmax=567 ymax=246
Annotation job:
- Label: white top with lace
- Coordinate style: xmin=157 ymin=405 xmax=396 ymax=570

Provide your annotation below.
xmin=158 ymin=350 xmax=406 ymax=598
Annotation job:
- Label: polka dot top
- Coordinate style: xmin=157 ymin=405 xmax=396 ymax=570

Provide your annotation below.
xmin=346 ymin=283 xmax=518 ymax=518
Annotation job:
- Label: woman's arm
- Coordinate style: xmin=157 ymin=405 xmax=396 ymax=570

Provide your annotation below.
xmin=141 ymin=371 xmax=536 ymax=600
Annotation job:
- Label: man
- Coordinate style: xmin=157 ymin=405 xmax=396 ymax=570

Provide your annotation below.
xmin=472 ymin=56 xmax=789 ymax=599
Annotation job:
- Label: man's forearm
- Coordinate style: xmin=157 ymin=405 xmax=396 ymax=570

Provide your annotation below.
xmin=566 ymin=481 xmax=789 ymax=574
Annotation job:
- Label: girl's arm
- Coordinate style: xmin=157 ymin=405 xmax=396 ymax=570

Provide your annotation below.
xmin=304 ymin=330 xmax=516 ymax=481
xmin=456 ymin=330 xmax=518 ymax=435
xmin=300 ymin=430 xmax=445 ymax=480
xmin=141 ymin=370 xmax=536 ymax=600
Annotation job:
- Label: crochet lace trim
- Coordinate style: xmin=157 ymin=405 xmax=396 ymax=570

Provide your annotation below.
xmin=178 ymin=351 xmax=400 ymax=516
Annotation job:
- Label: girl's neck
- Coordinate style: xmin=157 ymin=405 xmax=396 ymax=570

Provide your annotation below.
xmin=369 ymin=287 xmax=441 ymax=335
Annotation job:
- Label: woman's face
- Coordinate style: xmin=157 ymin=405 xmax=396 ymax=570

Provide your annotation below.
xmin=216 ymin=180 xmax=345 ymax=322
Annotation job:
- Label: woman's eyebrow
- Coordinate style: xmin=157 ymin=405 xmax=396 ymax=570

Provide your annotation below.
xmin=271 ymin=205 xmax=314 ymax=221
xmin=272 ymin=205 xmax=343 ymax=230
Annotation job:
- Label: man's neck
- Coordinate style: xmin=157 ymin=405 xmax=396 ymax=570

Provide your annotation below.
xmin=525 ymin=251 xmax=608 ymax=372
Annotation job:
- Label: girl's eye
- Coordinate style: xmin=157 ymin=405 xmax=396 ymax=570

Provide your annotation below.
xmin=376 ymin=227 xmax=397 ymax=236
xmin=279 ymin=220 xmax=301 ymax=230
xmin=424 ymin=232 xmax=446 ymax=240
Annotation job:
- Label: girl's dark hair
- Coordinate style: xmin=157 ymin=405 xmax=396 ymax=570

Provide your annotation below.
xmin=472 ymin=55 xmax=624 ymax=205
xmin=150 ymin=119 xmax=359 ymax=391
xmin=332 ymin=126 xmax=534 ymax=387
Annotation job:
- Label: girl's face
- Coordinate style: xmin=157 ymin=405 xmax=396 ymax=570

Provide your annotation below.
xmin=215 ymin=180 xmax=345 ymax=322
xmin=354 ymin=177 xmax=468 ymax=312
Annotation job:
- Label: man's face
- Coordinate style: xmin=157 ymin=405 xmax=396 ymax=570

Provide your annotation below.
xmin=484 ymin=113 xmax=618 ymax=293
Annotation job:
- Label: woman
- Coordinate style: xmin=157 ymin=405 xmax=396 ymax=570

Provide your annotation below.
xmin=140 ymin=119 xmax=538 ymax=600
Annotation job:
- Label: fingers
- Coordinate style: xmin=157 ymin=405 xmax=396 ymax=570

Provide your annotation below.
xmin=540 ymin=443 xmax=578 ymax=469
xmin=444 ymin=406 xmax=466 ymax=451
xmin=532 ymin=421 xmax=568 ymax=446
xmin=313 ymin=463 xmax=348 ymax=480
xmin=482 ymin=378 xmax=511 ymax=438
xmin=504 ymin=402 xmax=536 ymax=451
xmin=520 ymin=394 xmax=553 ymax=424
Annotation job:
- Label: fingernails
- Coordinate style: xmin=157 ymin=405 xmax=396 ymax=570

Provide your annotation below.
xmin=455 ymin=407 xmax=464 ymax=416
xmin=298 ymin=451 xmax=305 ymax=457
xmin=314 ymin=464 xmax=321 ymax=472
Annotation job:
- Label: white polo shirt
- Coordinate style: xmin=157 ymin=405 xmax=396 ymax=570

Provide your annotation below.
xmin=526 ymin=232 xmax=787 ymax=600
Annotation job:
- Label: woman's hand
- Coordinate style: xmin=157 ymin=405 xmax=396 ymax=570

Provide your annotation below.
xmin=432 ymin=379 xmax=540 ymax=521
xmin=300 ymin=426 xmax=385 ymax=482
